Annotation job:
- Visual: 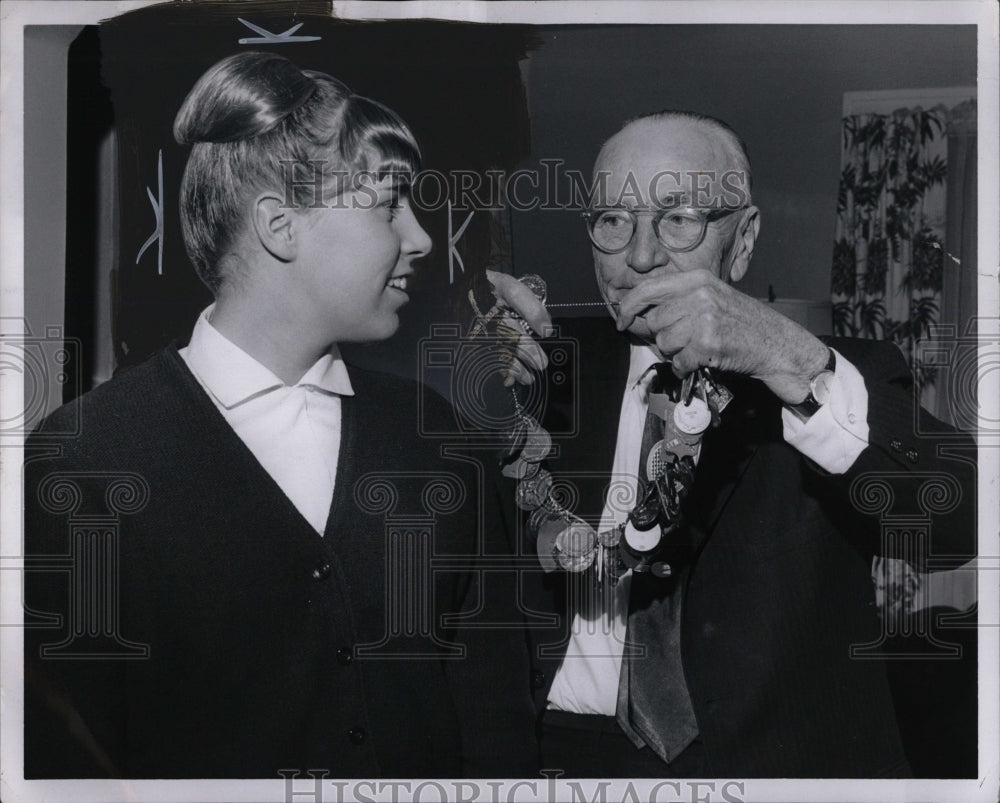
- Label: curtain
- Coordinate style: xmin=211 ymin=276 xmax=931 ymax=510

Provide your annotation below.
xmin=832 ymin=105 xmax=952 ymax=412
xmin=937 ymin=100 xmax=978 ymax=428
xmin=832 ymin=98 xmax=977 ymax=620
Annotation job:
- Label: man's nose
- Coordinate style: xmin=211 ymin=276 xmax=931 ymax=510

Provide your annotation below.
xmin=626 ymin=217 xmax=668 ymax=274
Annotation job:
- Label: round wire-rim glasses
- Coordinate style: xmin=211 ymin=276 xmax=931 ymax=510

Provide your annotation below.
xmin=582 ymin=206 xmax=748 ymax=254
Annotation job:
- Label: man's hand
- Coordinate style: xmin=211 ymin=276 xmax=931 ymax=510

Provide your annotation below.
xmin=616 ymin=268 xmax=830 ymax=404
xmin=486 ymin=270 xmax=554 ymax=387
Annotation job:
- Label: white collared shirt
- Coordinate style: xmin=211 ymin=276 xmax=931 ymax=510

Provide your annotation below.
xmin=546 ymin=343 xmax=869 ymax=715
xmin=179 ymin=305 xmax=354 ymax=536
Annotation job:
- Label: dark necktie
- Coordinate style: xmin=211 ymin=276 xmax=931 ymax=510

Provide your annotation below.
xmin=615 ymin=364 xmax=699 ymax=764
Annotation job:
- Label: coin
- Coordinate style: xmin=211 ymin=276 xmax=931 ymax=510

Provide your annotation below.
xmin=521 ymin=423 xmax=552 ymax=463
xmin=556 ymin=551 xmax=596 ymax=573
xmin=673 ymin=396 xmax=711 ymax=435
xmin=623 ymin=520 xmax=661 ymax=553
xmin=501 ymin=456 xmax=541 ymax=480
xmin=554 ymin=522 xmax=597 ymax=572
xmin=555 ymin=521 xmax=597 ymax=557
xmin=598 ymin=524 xmax=622 ymax=548
xmin=533 ymin=512 xmax=567 ymax=573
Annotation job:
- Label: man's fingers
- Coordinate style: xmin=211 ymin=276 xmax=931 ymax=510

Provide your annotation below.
xmin=487 ymin=270 xmax=554 ymax=336
xmin=616 ymin=269 xmax=713 ymax=331
xmin=503 ymin=359 xmax=535 ymax=387
xmin=515 ymin=333 xmax=549 ymax=373
xmin=651 ymin=316 xmax=695 ymax=364
xmin=667 ymin=349 xmax=700 ymax=378
xmin=496 ymin=316 xmax=548 ymax=373
xmin=642 ymin=302 xmax=686 ymax=336
xmin=616 ymin=278 xmax=677 ymax=331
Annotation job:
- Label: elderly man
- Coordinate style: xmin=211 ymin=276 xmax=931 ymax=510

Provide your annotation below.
xmin=498 ymin=111 xmax=975 ymax=778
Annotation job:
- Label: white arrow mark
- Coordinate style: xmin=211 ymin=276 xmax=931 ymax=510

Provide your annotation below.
xmin=238 ymin=18 xmax=321 ymax=44
xmin=447 ymin=201 xmax=474 ymax=285
xmin=136 ymin=149 xmax=164 ymax=275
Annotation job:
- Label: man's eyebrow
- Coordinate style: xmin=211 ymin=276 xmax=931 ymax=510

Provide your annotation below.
xmin=651 ymin=191 xmax=690 ymax=207
xmin=595 ymin=195 xmax=693 ymax=211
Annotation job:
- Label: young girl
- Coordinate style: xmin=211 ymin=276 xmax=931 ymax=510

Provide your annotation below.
xmin=25 ymin=52 xmax=535 ymax=779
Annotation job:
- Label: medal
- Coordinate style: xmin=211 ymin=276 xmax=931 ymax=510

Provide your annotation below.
xmin=628 ymin=481 xmax=661 ymax=530
xmin=623 ymin=519 xmax=661 ymax=553
xmin=645 ymin=439 xmax=667 ymax=481
xmin=520 ymin=417 xmax=552 ymax=462
xmin=533 ymin=511 xmax=566 ymax=573
xmin=502 ymin=456 xmax=540 ymax=480
xmin=673 ymin=377 xmax=712 ymax=435
xmin=516 ymin=468 xmax=553 ymax=511
xmin=673 ymin=396 xmax=711 ymax=435
xmin=554 ymin=520 xmax=597 ymax=572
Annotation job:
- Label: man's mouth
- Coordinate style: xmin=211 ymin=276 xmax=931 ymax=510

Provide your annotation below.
xmin=386 ymin=275 xmax=410 ymax=292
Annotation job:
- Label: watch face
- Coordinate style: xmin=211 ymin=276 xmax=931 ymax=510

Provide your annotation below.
xmin=811 ymin=371 xmax=835 ymax=406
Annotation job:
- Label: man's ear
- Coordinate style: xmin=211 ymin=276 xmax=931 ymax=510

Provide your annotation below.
xmin=726 ymin=205 xmax=760 ymax=283
xmin=252 ymin=193 xmax=298 ymax=262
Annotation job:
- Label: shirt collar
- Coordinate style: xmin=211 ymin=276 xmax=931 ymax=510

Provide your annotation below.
xmin=184 ymin=304 xmax=355 ymax=409
xmin=627 ymin=341 xmax=665 ymax=395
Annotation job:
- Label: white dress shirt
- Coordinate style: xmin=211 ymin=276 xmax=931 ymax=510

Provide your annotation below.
xmin=179 ymin=305 xmax=354 ymax=536
xmin=546 ymin=343 xmax=870 ymax=715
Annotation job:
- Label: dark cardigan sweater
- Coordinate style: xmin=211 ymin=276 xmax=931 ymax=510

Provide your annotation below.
xmin=24 ymin=345 xmax=536 ymax=779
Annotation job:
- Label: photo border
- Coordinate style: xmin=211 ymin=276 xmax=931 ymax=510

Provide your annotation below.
xmin=2 ymin=2 xmax=997 ymax=802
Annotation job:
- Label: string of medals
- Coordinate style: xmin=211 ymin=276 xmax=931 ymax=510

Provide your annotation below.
xmin=472 ymin=275 xmax=733 ymax=586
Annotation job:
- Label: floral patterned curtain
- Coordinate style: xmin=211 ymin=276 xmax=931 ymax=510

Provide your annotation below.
xmin=832 ymin=105 xmax=951 ymax=409
xmin=832 ymin=97 xmax=977 ymax=622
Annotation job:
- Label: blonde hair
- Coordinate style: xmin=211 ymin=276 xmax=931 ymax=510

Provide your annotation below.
xmin=174 ymin=51 xmax=420 ymax=293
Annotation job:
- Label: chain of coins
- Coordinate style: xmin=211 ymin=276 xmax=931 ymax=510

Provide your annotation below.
xmin=476 ymin=274 xmax=732 ymax=585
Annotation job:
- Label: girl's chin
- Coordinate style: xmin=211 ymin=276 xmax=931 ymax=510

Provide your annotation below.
xmin=339 ymin=315 xmax=400 ymax=344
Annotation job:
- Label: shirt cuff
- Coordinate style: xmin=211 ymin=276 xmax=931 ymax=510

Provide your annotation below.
xmin=781 ymin=347 xmax=869 ymax=474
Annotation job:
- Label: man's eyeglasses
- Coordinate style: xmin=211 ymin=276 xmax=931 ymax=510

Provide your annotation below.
xmin=582 ymin=206 xmax=747 ymax=254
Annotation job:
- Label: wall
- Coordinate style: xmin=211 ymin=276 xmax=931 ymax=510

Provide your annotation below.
xmin=23 ymin=25 xmax=84 ymax=418
xmin=511 ymin=25 xmax=977 ymax=308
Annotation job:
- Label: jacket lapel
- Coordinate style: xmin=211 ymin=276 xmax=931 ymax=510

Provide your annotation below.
xmin=686 ymin=378 xmax=766 ymax=555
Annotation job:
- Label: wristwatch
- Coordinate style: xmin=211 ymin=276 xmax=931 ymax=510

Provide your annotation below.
xmin=787 ymin=348 xmax=836 ymax=422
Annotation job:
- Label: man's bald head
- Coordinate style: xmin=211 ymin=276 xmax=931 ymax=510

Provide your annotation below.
xmin=594 ymin=111 xmax=753 ymax=207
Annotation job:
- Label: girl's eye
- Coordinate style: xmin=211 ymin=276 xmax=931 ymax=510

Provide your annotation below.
xmin=382 ymin=194 xmax=402 ymax=218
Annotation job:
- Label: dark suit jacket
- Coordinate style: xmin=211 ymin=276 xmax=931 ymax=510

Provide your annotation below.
xmin=516 ymin=318 xmax=976 ymax=778
xmin=24 ymin=346 xmax=536 ymax=779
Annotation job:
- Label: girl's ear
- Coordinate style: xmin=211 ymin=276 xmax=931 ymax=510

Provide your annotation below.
xmin=726 ymin=205 xmax=760 ymax=284
xmin=253 ymin=193 xmax=298 ymax=262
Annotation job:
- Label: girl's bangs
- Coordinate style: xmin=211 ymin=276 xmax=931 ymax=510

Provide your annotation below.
xmin=342 ymin=95 xmax=421 ymax=186
xmin=367 ymin=133 xmax=421 ymax=186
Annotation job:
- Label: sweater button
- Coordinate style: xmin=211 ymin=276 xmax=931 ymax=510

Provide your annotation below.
xmin=348 ymin=726 xmax=367 ymax=745
xmin=336 ymin=647 xmax=354 ymax=666
xmin=905 ymin=449 xmax=919 ymax=463
xmin=312 ymin=562 xmax=331 ymax=581
xmin=531 ymin=670 xmax=546 ymax=689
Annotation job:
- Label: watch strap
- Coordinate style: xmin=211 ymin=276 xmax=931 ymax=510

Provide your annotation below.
xmin=787 ymin=347 xmax=836 ymax=421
